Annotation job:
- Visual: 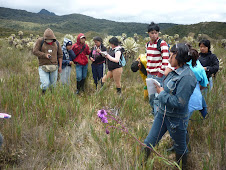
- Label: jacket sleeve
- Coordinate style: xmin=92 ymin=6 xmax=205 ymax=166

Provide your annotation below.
xmin=158 ymin=75 xmax=196 ymax=109
xmin=89 ymin=49 xmax=93 ymax=59
xmin=68 ymin=49 xmax=76 ymax=61
xmin=207 ymin=54 xmax=219 ymax=76
xmin=33 ymin=38 xmax=46 ymax=59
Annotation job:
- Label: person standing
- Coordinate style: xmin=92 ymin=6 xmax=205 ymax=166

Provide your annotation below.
xmin=72 ymin=33 xmax=90 ymax=94
xmin=198 ymin=39 xmax=219 ymax=95
xmin=146 ymin=22 xmax=171 ymax=115
xmin=98 ymin=37 xmax=123 ymax=94
xmin=60 ymin=38 xmax=76 ymax=85
xmin=143 ymin=43 xmax=197 ymax=169
xmin=89 ymin=37 xmax=107 ymax=89
xmin=33 ymin=28 xmax=63 ymax=94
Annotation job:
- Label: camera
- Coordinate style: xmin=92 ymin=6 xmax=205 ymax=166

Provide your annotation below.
xmin=48 ymin=55 xmax=52 ymax=59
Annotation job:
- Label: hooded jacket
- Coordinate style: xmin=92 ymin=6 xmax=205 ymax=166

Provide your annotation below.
xmin=61 ymin=38 xmax=76 ymax=69
xmin=33 ymin=28 xmax=63 ymax=66
xmin=72 ymin=33 xmax=90 ymax=65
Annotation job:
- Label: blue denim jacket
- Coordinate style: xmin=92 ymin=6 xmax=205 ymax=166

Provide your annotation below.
xmin=157 ymin=64 xmax=197 ymax=117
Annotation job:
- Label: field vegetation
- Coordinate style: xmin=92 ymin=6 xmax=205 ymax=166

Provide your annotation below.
xmin=0 ymin=31 xmax=225 ymax=169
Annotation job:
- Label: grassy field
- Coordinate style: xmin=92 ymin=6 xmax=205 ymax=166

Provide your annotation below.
xmin=0 ymin=37 xmax=225 ymax=169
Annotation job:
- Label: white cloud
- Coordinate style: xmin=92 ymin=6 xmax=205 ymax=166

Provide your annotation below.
xmin=0 ymin=0 xmax=225 ymax=24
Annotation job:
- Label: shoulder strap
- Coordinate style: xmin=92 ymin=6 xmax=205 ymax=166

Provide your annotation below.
xmin=157 ymin=39 xmax=162 ymax=52
xmin=78 ymin=44 xmax=86 ymax=55
xmin=40 ymin=38 xmax=45 ymax=51
xmin=146 ymin=41 xmax=150 ymax=48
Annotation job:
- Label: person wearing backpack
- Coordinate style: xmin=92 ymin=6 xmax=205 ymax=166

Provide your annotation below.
xmin=72 ymin=33 xmax=90 ymax=94
xmin=89 ymin=37 xmax=107 ymax=89
xmin=97 ymin=37 xmax=123 ymax=94
xmin=146 ymin=22 xmax=171 ymax=115
xmin=60 ymin=38 xmax=76 ymax=85
xmin=33 ymin=28 xmax=63 ymax=94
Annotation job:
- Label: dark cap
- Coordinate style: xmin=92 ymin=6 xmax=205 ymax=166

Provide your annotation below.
xmin=131 ymin=60 xmax=139 ymax=72
xmin=66 ymin=41 xmax=72 ymax=46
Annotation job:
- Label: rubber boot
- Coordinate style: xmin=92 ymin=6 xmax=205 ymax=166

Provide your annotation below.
xmin=116 ymin=88 xmax=121 ymax=94
xmin=176 ymin=153 xmax=188 ymax=170
xmin=80 ymin=79 xmax=85 ymax=92
xmin=76 ymin=81 xmax=81 ymax=94
xmin=95 ymin=82 xmax=98 ymax=90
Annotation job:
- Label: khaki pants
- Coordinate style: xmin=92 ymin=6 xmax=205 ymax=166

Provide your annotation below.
xmin=102 ymin=67 xmax=123 ymax=88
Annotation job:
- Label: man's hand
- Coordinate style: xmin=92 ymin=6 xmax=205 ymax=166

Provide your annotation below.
xmin=58 ymin=67 xmax=62 ymax=73
xmin=46 ymin=54 xmax=51 ymax=59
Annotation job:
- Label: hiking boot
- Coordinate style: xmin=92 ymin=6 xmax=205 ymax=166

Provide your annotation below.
xmin=116 ymin=88 xmax=121 ymax=94
xmin=42 ymin=89 xmax=46 ymax=95
xmin=176 ymin=153 xmax=188 ymax=170
xmin=80 ymin=79 xmax=85 ymax=92
xmin=140 ymin=147 xmax=151 ymax=167
xmin=100 ymin=78 xmax=104 ymax=87
xmin=76 ymin=80 xmax=82 ymax=94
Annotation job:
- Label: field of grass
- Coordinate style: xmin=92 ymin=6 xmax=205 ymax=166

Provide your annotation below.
xmin=0 ymin=37 xmax=225 ymax=169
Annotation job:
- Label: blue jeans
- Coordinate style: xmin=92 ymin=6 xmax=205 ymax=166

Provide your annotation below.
xmin=91 ymin=63 xmax=104 ymax=84
xmin=147 ymin=74 xmax=165 ymax=116
xmin=144 ymin=113 xmax=189 ymax=155
xmin=60 ymin=66 xmax=72 ymax=85
xmin=38 ymin=67 xmax=58 ymax=90
xmin=75 ymin=64 xmax=88 ymax=81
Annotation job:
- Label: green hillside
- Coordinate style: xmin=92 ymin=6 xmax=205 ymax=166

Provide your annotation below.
xmin=0 ymin=7 xmax=225 ymax=39
xmin=0 ymin=7 xmax=175 ymax=37
xmin=164 ymin=22 xmax=226 ymax=39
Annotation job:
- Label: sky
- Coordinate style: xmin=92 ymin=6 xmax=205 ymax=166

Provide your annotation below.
xmin=0 ymin=0 xmax=226 ymax=25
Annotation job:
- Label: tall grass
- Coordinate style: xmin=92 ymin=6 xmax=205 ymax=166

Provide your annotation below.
xmin=0 ymin=39 xmax=225 ymax=169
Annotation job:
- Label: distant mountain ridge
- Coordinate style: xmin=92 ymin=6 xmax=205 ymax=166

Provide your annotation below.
xmin=0 ymin=7 xmax=225 ymax=39
xmin=0 ymin=7 xmax=176 ymax=37
xmin=38 ymin=9 xmax=56 ymax=16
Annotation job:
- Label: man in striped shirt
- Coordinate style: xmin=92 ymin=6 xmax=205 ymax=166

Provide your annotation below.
xmin=146 ymin=22 xmax=171 ymax=115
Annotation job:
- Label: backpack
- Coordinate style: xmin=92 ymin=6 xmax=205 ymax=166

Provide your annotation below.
xmin=119 ymin=53 xmax=126 ymax=66
xmin=40 ymin=38 xmax=59 ymax=51
xmin=147 ymin=39 xmax=170 ymax=53
xmin=115 ymin=48 xmax=126 ymax=67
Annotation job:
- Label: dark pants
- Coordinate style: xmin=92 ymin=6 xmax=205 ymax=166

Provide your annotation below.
xmin=91 ymin=63 xmax=104 ymax=85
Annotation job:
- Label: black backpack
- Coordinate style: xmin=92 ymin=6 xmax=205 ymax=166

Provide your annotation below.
xmin=147 ymin=39 xmax=170 ymax=53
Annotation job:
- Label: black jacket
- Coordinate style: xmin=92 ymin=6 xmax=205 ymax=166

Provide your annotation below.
xmin=89 ymin=45 xmax=107 ymax=65
xmin=198 ymin=51 xmax=219 ymax=79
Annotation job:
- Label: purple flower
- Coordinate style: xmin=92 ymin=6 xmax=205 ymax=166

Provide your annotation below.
xmin=97 ymin=109 xmax=107 ymax=119
xmin=101 ymin=117 xmax=108 ymax=123
xmin=106 ymin=129 xmax=110 ymax=134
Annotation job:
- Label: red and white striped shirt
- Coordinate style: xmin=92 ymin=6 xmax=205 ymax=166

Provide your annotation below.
xmin=146 ymin=38 xmax=169 ymax=77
